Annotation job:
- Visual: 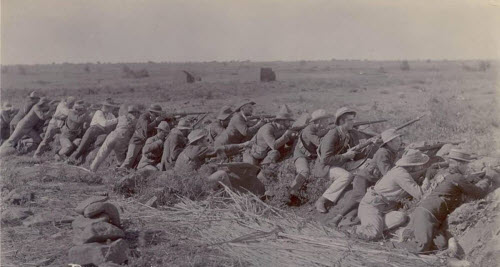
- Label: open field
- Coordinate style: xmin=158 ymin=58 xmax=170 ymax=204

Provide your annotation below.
xmin=1 ymin=60 xmax=499 ymax=266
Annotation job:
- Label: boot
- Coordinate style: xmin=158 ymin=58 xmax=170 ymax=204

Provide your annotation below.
xmin=290 ymin=174 xmax=306 ymax=196
xmin=315 ymin=196 xmax=328 ymax=213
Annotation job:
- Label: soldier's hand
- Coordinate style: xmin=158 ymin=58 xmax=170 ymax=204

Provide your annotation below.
xmin=242 ymin=141 xmax=253 ymax=148
xmin=343 ymin=150 xmax=357 ymax=160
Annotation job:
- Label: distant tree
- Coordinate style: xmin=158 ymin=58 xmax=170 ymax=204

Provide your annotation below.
xmin=18 ymin=66 xmax=27 ymax=75
xmin=400 ymin=60 xmax=410 ymax=71
xmin=84 ymin=65 xmax=91 ymax=73
xmin=1 ymin=66 xmax=7 ymax=74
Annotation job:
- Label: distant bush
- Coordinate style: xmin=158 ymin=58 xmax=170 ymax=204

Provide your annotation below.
xmin=122 ymin=65 xmax=149 ymax=78
xmin=18 ymin=66 xmax=27 ymax=75
xmin=1 ymin=66 xmax=7 ymax=74
xmin=84 ymin=65 xmax=90 ymax=73
xmin=478 ymin=61 xmax=490 ymax=72
xmin=400 ymin=60 xmax=410 ymax=71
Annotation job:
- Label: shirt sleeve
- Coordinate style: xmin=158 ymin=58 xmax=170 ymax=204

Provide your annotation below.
xmin=233 ymin=115 xmax=250 ymax=137
xmin=93 ymin=110 xmax=118 ymax=127
xmin=143 ymin=137 xmax=163 ymax=154
xmin=262 ymin=125 xmax=289 ymax=150
xmin=395 ymin=170 xmax=423 ymax=200
xmin=304 ymin=126 xmax=322 ymax=146
xmin=321 ymin=130 xmax=347 ymax=166
xmin=33 ymin=106 xmax=51 ymax=120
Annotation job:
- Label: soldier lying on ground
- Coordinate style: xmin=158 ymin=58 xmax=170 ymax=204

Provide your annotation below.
xmin=291 ymin=109 xmax=333 ymax=198
xmin=214 ymin=99 xmax=265 ymax=147
xmin=243 ymin=104 xmax=296 ymax=166
xmin=34 ymin=96 xmax=76 ymax=158
xmin=207 ymin=162 xmax=266 ymax=197
xmin=136 ymin=121 xmax=170 ymax=171
xmin=89 ymin=105 xmax=141 ymax=172
xmin=9 ymin=91 xmax=40 ymax=135
xmin=121 ymin=104 xmax=165 ymax=169
xmin=1 ymin=97 xmax=52 ymax=154
xmin=323 ymin=129 xmax=403 ymax=226
xmin=174 ymin=128 xmax=251 ymax=174
xmin=392 ymin=149 xmax=494 ymax=254
xmin=314 ymin=107 xmax=376 ymax=210
xmin=67 ymin=98 xmax=120 ymax=165
xmin=206 ymin=105 xmax=233 ymax=145
xmin=354 ymin=149 xmax=431 ymax=241
xmin=160 ymin=118 xmax=191 ymax=171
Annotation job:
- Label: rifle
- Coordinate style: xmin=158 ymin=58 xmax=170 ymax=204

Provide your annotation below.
xmin=414 ymin=140 xmax=465 ymax=151
xmin=353 ymin=119 xmax=387 ymax=127
xmin=192 ymin=113 xmax=210 ymax=128
xmin=170 ymin=112 xmax=207 ymax=118
xmin=247 ymin=115 xmax=275 ymax=120
xmin=395 ymin=114 xmax=426 ymax=131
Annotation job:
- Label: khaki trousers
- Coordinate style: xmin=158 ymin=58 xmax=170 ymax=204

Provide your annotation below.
xmin=90 ymin=131 xmax=129 ymax=172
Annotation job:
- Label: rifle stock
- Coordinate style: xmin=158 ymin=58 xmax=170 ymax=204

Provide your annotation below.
xmin=247 ymin=115 xmax=275 ymax=120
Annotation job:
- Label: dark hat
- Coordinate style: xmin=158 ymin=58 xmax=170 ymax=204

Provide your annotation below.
xmin=447 ymin=149 xmax=474 ymax=162
xmin=149 ymin=104 xmax=163 ymax=113
xmin=127 ymin=105 xmax=141 ymax=114
xmin=217 ymin=105 xmax=233 ymax=120
xmin=235 ymin=99 xmax=256 ymax=111
xmin=28 ymin=91 xmax=40 ymax=99
xmin=102 ymin=98 xmax=120 ymax=108
xmin=396 ymin=149 xmax=430 ymax=167
xmin=156 ymin=121 xmax=171 ymax=132
xmin=176 ymin=118 xmax=192 ymax=130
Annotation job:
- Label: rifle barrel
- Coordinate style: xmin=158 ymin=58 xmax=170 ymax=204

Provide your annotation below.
xmin=395 ymin=114 xmax=426 ymax=131
xmin=353 ymin=119 xmax=387 ymax=127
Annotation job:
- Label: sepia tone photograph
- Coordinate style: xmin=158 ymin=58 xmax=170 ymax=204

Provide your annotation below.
xmin=1 ymin=0 xmax=499 ymax=266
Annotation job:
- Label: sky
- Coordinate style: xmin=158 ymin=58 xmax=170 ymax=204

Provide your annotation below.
xmin=1 ymin=0 xmax=500 ymax=65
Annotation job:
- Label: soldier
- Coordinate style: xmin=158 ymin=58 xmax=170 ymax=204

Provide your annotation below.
xmin=313 ymin=107 xmax=376 ymax=208
xmin=291 ymin=109 xmax=333 ymax=196
xmin=242 ymin=104 xmax=296 ymax=166
xmin=67 ymin=98 xmax=120 ymax=165
xmin=56 ymin=100 xmax=89 ymax=159
xmin=160 ymin=118 xmax=191 ymax=171
xmin=174 ymin=128 xmax=250 ymax=174
xmin=399 ymin=149 xmax=490 ymax=254
xmin=9 ymin=91 xmax=40 ymax=134
xmin=136 ymin=121 xmax=171 ymax=171
xmin=207 ymin=162 xmax=266 ymax=196
xmin=34 ymin=96 xmax=76 ymax=158
xmin=206 ymin=105 xmax=233 ymax=144
xmin=0 ymin=103 xmax=17 ymax=145
xmin=90 ymin=105 xmax=141 ymax=172
xmin=121 ymin=104 xmax=165 ymax=169
xmin=214 ymin=100 xmax=265 ymax=146
xmin=324 ymin=129 xmax=402 ymax=225
xmin=355 ymin=149 xmax=429 ymax=241
xmin=1 ymin=97 xmax=52 ymax=152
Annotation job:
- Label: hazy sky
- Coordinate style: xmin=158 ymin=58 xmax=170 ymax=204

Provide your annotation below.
xmin=1 ymin=0 xmax=499 ymax=64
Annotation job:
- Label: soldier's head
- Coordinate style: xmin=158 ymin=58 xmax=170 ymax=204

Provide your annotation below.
xmin=217 ymin=106 xmax=233 ymax=127
xmin=73 ymin=100 xmax=86 ymax=114
xmin=274 ymin=104 xmax=294 ymax=129
xmin=148 ymin=104 xmax=163 ymax=120
xmin=335 ymin=107 xmax=356 ymax=130
xmin=156 ymin=121 xmax=171 ymax=139
xmin=236 ymin=100 xmax=256 ymax=116
xmin=2 ymin=102 xmax=14 ymax=115
xmin=381 ymin=129 xmax=402 ymax=152
xmin=395 ymin=149 xmax=429 ymax=172
xmin=65 ymin=96 xmax=76 ymax=108
xmin=28 ymin=91 xmax=41 ymax=103
xmin=311 ymin=109 xmax=333 ymax=128
xmin=102 ymin=98 xmax=120 ymax=113
xmin=446 ymin=149 xmax=474 ymax=175
xmin=176 ymin=118 xmax=192 ymax=136
xmin=127 ymin=105 xmax=141 ymax=119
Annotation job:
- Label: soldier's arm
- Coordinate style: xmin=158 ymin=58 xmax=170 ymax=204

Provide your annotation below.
xmin=375 ymin=149 xmax=393 ymax=176
xmin=34 ymin=106 xmax=53 ymax=120
xmin=321 ymin=131 xmax=348 ymax=166
xmin=143 ymin=138 xmax=163 ymax=154
xmin=263 ymin=127 xmax=290 ymax=150
xmin=396 ymin=171 xmax=423 ymax=200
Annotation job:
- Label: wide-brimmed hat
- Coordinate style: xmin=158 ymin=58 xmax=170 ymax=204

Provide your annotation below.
xmin=156 ymin=121 xmax=171 ymax=132
xmin=396 ymin=149 xmax=430 ymax=167
xmin=188 ymin=128 xmax=208 ymax=144
xmin=127 ymin=105 xmax=141 ymax=114
xmin=2 ymin=102 xmax=13 ymax=111
xmin=235 ymin=99 xmax=256 ymax=111
xmin=311 ymin=109 xmax=333 ymax=122
xmin=102 ymin=98 xmax=121 ymax=108
xmin=28 ymin=91 xmax=40 ymax=99
xmin=73 ymin=100 xmax=86 ymax=111
xmin=275 ymin=104 xmax=294 ymax=121
xmin=447 ymin=149 xmax=474 ymax=162
xmin=335 ymin=107 xmax=356 ymax=125
xmin=176 ymin=118 xmax=192 ymax=130
xmin=90 ymin=103 xmax=102 ymax=110
xmin=65 ymin=96 xmax=76 ymax=105
xmin=381 ymin=128 xmax=402 ymax=146
xmin=217 ymin=105 xmax=233 ymax=120
xmin=149 ymin=104 xmax=163 ymax=114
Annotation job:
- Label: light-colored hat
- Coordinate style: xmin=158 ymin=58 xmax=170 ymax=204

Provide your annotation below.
xmin=188 ymin=128 xmax=208 ymax=144
xmin=217 ymin=105 xmax=233 ymax=120
xmin=381 ymin=128 xmax=402 ymax=146
xmin=275 ymin=104 xmax=294 ymax=120
xmin=156 ymin=121 xmax=170 ymax=132
xmin=102 ymin=98 xmax=120 ymax=107
xmin=396 ymin=149 xmax=430 ymax=167
xmin=235 ymin=99 xmax=256 ymax=111
xmin=2 ymin=102 xmax=13 ymax=111
xmin=176 ymin=118 xmax=192 ymax=130
xmin=28 ymin=91 xmax=40 ymax=99
xmin=311 ymin=109 xmax=333 ymax=122
xmin=127 ymin=105 xmax=140 ymax=114
xmin=447 ymin=149 xmax=474 ymax=162
xmin=65 ymin=96 xmax=76 ymax=105
xmin=335 ymin=107 xmax=356 ymax=125
xmin=149 ymin=104 xmax=163 ymax=113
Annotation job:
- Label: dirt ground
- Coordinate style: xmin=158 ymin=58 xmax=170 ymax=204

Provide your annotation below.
xmin=1 ymin=60 xmax=499 ymax=266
